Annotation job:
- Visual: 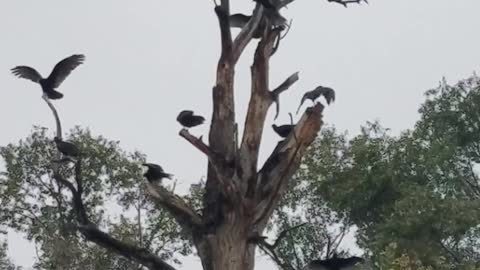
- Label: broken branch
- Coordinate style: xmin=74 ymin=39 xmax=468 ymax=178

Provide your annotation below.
xmin=272 ymin=72 xmax=299 ymax=120
xmin=254 ymin=103 xmax=324 ymax=228
xmin=179 ymin=129 xmax=239 ymax=199
xmin=328 ymin=0 xmax=368 ymax=7
xmin=145 ymin=182 xmax=202 ymax=232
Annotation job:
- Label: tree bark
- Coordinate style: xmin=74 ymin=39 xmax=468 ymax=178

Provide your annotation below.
xmin=187 ymin=2 xmax=325 ymax=269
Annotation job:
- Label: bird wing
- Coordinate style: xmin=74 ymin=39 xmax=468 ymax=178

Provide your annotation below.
xmin=144 ymin=163 xmax=164 ymax=172
xmin=11 ymin=66 xmax=43 ymax=83
xmin=46 ymin=54 xmax=85 ymax=89
xmin=321 ymin=87 xmax=336 ymax=104
xmin=230 ymin=14 xmax=250 ymax=28
xmin=296 ymin=95 xmax=307 ymax=114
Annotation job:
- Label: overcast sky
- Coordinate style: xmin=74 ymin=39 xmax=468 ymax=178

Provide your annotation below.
xmin=1 ymin=0 xmax=479 ymax=269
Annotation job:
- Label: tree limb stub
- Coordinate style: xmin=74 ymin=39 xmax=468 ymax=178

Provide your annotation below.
xmin=145 ymin=182 xmax=203 ymax=232
xmin=179 ymin=129 xmax=240 ymax=200
xmin=240 ymin=28 xmax=291 ymax=198
xmin=254 ymin=103 xmax=324 ymax=227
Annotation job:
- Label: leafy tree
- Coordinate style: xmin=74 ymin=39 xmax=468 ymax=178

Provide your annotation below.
xmin=274 ymin=75 xmax=480 ymax=269
xmin=0 ymin=1 xmax=369 ymax=269
xmin=0 ymin=237 xmax=21 ymax=270
xmin=0 ymin=127 xmax=189 ymax=269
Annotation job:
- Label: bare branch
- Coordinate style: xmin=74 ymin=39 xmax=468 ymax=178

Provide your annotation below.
xmin=271 ymin=222 xmax=307 ymax=249
xmin=145 ymin=182 xmax=202 ymax=232
xmin=232 ymin=5 xmax=264 ymax=63
xmin=42 ymin=96 xmax=62 ymax=139
xmin=249 ymin=224 xmax=306 ymax=270
xmin=78 ymin=223 xmax=176 ymax=270
xmin=240 ymin=27 xmax=285 ymax=198
xmin=254 ymin=103 xmax=324 ymax=227
xmin=272 ymin=72 xmax=299 ymax=120
xmin=179 ymin=129 xmax=225 ymax=167
xmin=328 ymin=0 xmax=368 ymax=7
xmin=179 ymin=129 xmax=239 ymax=199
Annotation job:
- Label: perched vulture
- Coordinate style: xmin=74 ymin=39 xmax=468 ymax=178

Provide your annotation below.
xmin=272 ymin=124 xmax=295 ymax=138
xmin=54 ymin=137 xmax=80 ymax=158
xmin=252 ymin=0 xmax=287 ymax=27
xmin=11 ymin=54 xmax=85 ymax=100
xmin=253 ymin=0 xmax=276 ymax=9
xmin=230 ymin=13 xmax=251 ymax=28
xmin=296 ymin=86 xmax=336 ymax=114
xmin=307 ymin=255 xmax=364 ymax=270
xmin=177 ymin=110 xmax=205 ymax=128
xmin=229 ymin=13 xmax=265 ymax=39
xmin=142 ymin=163 xmax=173 ymax=183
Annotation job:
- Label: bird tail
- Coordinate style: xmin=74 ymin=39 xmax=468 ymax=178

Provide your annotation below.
xmin=46 ymin=90 xmax=63 ymax=99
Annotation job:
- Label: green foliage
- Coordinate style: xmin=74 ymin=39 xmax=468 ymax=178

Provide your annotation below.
xmin=0 ymin=126 xmax=191 ymax=269
xmin=0 ymin=239 xmax=21 ymax=270
xmin=272 ymin=75 xmax=480 ymax=269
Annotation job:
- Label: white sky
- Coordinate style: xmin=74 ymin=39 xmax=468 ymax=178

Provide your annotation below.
xmin=1 ymin=0 xmax=479 ymax=269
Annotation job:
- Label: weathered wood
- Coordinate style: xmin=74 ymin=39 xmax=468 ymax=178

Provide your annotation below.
xmin=239 ymin=28 xmax=281 ymax=197
xmin=254 ymin=103 xmax=324 ymax=229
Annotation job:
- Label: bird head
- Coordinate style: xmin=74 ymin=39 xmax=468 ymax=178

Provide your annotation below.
xmin=177 ymin=110 xmax=193 ymax=121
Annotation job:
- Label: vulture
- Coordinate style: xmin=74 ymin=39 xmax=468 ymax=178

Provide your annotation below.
xmin=177 ymin=110 xmax=205 ymax=128
xmin=11 ymin=54 xmax=85 ymax=99
xmin=142 ymin=163 xmax=173 ymax=183
xmin=272 ymin=124 xmax=295 ymax=138
xmin=230 ymin=13 xmax=251 ymax=28
xmin=296 ymin=86 xmax=336 ymax=114
xmin=307 ymin=255 xmax=364 ymax=270
xmin=252 ymin=0 xmax=287 ymax=27
xmin=229 ymin=13 xmax=266 ymax=39
xmin=253 ymin=0 xmax=277 ymax=9
xmin=54 ymin=137 xmax=80 ymax=158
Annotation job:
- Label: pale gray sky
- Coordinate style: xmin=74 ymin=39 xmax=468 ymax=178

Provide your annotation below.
xmin=1 ymin=0 xmax=479 ymax=269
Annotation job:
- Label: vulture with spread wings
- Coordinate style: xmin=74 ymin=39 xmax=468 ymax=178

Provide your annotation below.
xmin=11 ymin=54 xmax=85 ymax=100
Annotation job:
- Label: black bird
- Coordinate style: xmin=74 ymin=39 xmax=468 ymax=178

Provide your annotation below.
xmin=296 ymin=86 xmax=336 ymax=114
xmin=307 ymin=255 xmax=364 ymax=270
xmin=54 ymin=137 xmax=80 ymax=158
xmin=252 ymin=0 xmax=287 ymax=27
xmin=230 ymin=13 xmax=251 ymax=28
xmin=177 ymin=110 xmax=205 ymax=128
xmin=272 ymin=124 xmax=294 ymax=138
xmin=229 ymin=13 xmax=266 ymax=39
xmin=142 ymin=163 xmax=173 ymax=183
xmin=11 ymin=54 xmax=85 ymax=100
xmin=253 ymin=0 xmax=277 ymax=9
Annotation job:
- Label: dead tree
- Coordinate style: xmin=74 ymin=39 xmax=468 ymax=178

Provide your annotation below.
xmin=45 ymin=0 xmax=366 ymax=269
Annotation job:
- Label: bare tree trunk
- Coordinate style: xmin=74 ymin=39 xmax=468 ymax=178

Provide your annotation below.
xmin=45 ymin=0 xmax=350 ymax=269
